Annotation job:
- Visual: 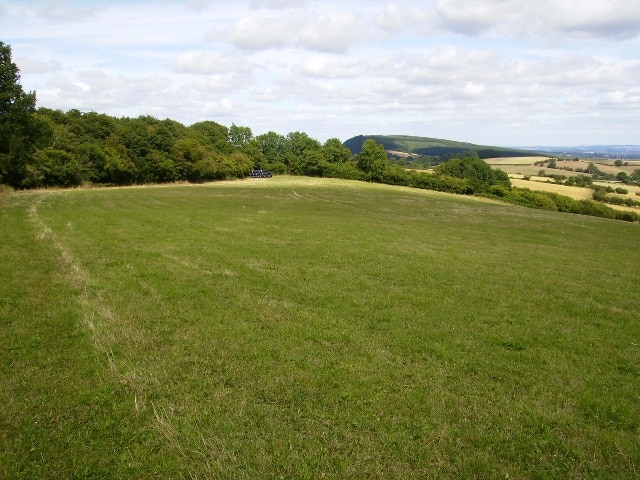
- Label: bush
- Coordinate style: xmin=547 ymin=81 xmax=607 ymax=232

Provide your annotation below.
xmin=593 ymin=188 xmax=607 ymax=202
xmin=571 ymin=175 xmax=593 ymax=187
xmin=506 ymin=189 xmax=558 ymax=211
xmin=573 ymin=200 xmax=617 ymax=219
xmin=380 ymin=166 xmax=412 ymax=186
xmin=616 ymin=210 xmax=639 ymax=222
xmin=324 ymin=161 xmax=365 ymax=181
xmin=615 ymin=187 xmax=628 ymax=194
xmin=488 ymin=184 xmax=509 ymax=197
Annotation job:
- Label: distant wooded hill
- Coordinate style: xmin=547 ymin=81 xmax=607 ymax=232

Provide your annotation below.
xmin=343 ymin=135 xmax=540 ymax=159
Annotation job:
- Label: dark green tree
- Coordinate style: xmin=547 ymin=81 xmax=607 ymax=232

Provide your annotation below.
xmin=323 ymin=138 xmax=351 ymax=164
xmin=255 ymin=131 xmax=291 ymax=169
xmin=0 ymin=42 xmax=37 ymax=186
xmin=188 ymin=120 xmax=233 ymax=154
xmin=357 ymin=139 xmax=387 ymax=172
xmin=435 ymin=156 xmax=510 ymax=191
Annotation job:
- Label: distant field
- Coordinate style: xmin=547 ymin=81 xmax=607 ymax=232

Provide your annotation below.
xmin=2 ymin=177 xmax=639 ymax=478
xmin=594 ymin=181 xmax=640 ymax=198
xmin=492 ymin=165 xmax=551 ymax=176
xmin=485 ymin=156 xmax=550 ymax=165
xmin=510 ymin=179 xmax=640 ymax=212
xmin=510 ymin=178 xmax=595 ymax=200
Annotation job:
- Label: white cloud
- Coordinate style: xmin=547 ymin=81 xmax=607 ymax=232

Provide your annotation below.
xmin=376 ymin=3 xmax=434 ymax=33
xmin=300 ymin=12 xmax=366 ymax=52
xmin=18 ymin=58 xmax=64 ymax=74
xmin=33 ymin=0 xmax=100 ymax=23
xmin=2 ymin=0 xmax=638 ymax=145
xmin=250 ymin=0 xmax=306 ymax=8
xmin=299 ymin=55 xmax=365 ymax=78
xmin=172 ymin=51 xmax=255 ymax=75
xmin=432 ymin=0 xmax=640 ymax=40
xmin=228 ymin=8 xmax=367 ymax=52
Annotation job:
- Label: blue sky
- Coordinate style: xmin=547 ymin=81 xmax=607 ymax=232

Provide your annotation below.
xmin=2 ymin=0 xmax=639 ymax=146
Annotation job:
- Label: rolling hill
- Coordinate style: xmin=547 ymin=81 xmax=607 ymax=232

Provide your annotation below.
xmin=343 ymin=134 xmax=542 ymax=159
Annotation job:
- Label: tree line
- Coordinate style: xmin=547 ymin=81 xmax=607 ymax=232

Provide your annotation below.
xmin=1 ymin=41 xmax=637 ymax=222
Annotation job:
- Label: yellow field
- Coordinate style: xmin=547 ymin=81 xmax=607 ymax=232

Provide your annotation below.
xmin=510 ymin=178 xmax=594 ymax=200
xmin=493 ymin=165 xmax=551 ymax=176
xmin=593 ymin=182 xmax=640 ymax=198
xmin=484 ymin=156 xmax=549 ymax=165
xmin=511 ymin=178 xmax=640 ymax=213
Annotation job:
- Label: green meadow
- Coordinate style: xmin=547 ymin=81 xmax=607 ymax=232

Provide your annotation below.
xmin=1 ymin=177 xmax=639 ymax=478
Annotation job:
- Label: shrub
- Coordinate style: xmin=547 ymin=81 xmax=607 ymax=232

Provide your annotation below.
xmin=506 ymin=189 xmax=558 ymax=211
xmin=616 ymin=210 xmax=639 ymax=222
xmin=593 ymin=188 xmax=607 ymax=202
xmin=488 ymin=185 xmax=509 ymax=197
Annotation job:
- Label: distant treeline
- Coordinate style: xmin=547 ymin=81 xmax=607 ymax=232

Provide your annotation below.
xmin=343 ymin=135 xmax=538 ymax=166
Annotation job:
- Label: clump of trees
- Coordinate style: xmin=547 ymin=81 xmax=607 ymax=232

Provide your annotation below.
xmin=5 ymin=108 xmax=257 ymax=188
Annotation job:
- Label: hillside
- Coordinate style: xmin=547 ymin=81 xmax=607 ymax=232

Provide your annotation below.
xmin=343 ymin=134 xmax=540 ymax=158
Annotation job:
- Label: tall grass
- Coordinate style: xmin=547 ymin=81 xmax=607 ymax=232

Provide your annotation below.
xmin=2 ymin=177 xmax=639 ymax=478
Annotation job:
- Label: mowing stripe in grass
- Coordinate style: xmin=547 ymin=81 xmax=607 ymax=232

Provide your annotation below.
xmin=23 ymin=193 xmax=202 ymax=474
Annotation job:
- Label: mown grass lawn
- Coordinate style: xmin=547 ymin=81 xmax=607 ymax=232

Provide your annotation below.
xmin=1 ymin=177 xmax=639 ymax=478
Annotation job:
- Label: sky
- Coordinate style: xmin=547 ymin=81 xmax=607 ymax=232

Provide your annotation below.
xmin=2 ymin=0 xmax=639 ymax=147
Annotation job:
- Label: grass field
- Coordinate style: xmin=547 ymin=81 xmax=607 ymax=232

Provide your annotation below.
xmin=2 ymin=177 xmax=639 ymax=478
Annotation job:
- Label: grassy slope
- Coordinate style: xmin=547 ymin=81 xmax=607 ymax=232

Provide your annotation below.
xmin=384 ymin=135 xmax=480 ymax=150
xmin=2 ymin=177 xmax=639 ymax=478
xmin=385 ymin=135 xmax=538 ymax=154
xmin=344 ymin=135 xmax=534 ymax=156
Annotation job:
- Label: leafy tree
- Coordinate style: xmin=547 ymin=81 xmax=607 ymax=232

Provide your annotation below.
xmin=293 ymin=149 xmax=326 ymax=176
xmin=226 ymin=151 xmax=253 ymax=177
xmin=228 ymin=123 xmax=253 ymax=150
xmin=323 ymin=138 xmax=351 ymax=164
xmin=104 ymin=146 xmax=136 ymax=185
xmin=188 ymin=120 xmax=233 ymax=154
xmin=616 ymin=171 xmax=629 ymax=184
xmin=287 ymin=131 xmax=321 ymax=157
xmin=357 ymin=139 xmax=388 ymax=177
xmin=30 ymin=148 xmax=82 ymax=187
xmin=571 ymin=174 xmax=593 ymax=187
xmin=434 ymin=156 xmax=511 ymax=191
xmin=142 ymin=151 xmax=178 ymax=183
xmin=286 ymin=131 xmax=323 ymax=175
xmin=240 ymin=139 xmax=265 ymax=168
xmin=255 ymin=131 xmax=291 ymax=168
xmin=0 ymin=42 xmax=37 ymax=186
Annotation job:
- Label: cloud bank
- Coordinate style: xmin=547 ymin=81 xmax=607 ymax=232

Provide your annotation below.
xmin=2 ymin=0 xmax=639 ymax=145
